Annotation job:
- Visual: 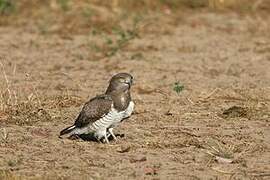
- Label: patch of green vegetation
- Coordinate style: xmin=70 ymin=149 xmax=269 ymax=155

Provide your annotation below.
xmin=105 ymin=25 xmax=139 ymax=57
xmin=88 ymin=17 xmax=141 ymax=60
xmin=7 ymin=160 xmax=16 ymax=167
xmin=182 ymin=0 xmax=208 ymax=8
xmin=111 ymin=17 xmax=141 ymax=56
xmin=131 ymin=52 xmax=144 ymax=60
xmin=159 ymin=0 xmax=208 ymax=9
xmin=57 ymin=0 xmax=70 ymax=11
xmin=0 ymin=0 xmax=15 ymax=15
xmin=82 ymin=6 xmax=94 ymax=19
xmin=173 ymin=82 xmax=184 ymax=94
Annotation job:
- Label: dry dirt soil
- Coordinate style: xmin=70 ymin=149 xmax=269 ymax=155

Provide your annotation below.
xmin=0 ymin=12 xmax=270 ymax=180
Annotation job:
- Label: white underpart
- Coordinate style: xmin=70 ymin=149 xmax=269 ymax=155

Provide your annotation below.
xmin=125 ymin=101 xmax=135 ymax=118
xmin=107 ymin=101 xmax=134 ymax=139
xmin=111 ymin=101 xmax=134 ymax=128
xmin=72 ymin=101 xmax=134 ymax=140
xmin=71 ymin=101 xmax=134 ymax=142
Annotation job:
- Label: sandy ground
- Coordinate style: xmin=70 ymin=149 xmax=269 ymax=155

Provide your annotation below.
xmin=0 ymin=12 xmax=270 ymax=179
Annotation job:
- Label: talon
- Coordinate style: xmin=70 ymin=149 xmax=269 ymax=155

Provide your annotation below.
xmin=104 ymin=134 xmax=110 ymax=144
xmin=108 ymin=128 xmax=117 ymax=141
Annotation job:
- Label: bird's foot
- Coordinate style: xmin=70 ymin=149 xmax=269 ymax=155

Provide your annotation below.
xmin=108 ymin=128 xmax=117 ymax=141
xmin=100 ymin=135 xmax=110 ymax=144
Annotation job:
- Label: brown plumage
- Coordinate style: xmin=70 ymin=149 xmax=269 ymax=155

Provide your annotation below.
xmin=59 ymin=73 xmax=134 ymax=143
xmin=74 ymin=95 xmax=113 ymax=128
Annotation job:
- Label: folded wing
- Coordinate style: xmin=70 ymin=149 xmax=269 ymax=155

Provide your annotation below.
xmin=74 ymin=94 xmax=113 ymax=128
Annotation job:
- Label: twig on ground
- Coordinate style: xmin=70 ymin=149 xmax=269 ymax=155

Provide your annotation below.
xmin=211 ymin=167 xmax=234 ymax=175
xmin=186 ymin=97 xmax=195 ymax=105
xmin=1 ymin=128 xmax=8 ymax=142
xmin=201 ymin=88 xmax=220 ymax=100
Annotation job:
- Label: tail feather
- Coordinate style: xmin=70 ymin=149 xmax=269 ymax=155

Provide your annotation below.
xmin=60 ymin=125 xmax=76 ymax=136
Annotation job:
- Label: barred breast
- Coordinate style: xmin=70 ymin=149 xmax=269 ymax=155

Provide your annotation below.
xmin=89 ymin=107 xmax=122 ymax=139
xmin=87 ymin=101 xmax=134 ymax=140
xmin=108 ymin=101 xmax=135 ymax=129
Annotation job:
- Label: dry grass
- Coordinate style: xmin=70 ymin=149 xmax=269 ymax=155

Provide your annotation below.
xmin=1 ymin=93 xmax=83 ymax=125
xmin=0 ymin=170 xmax=64 ymax=180
xmin=0 ymin=61 xmax=83 ymax=125
xmin=202 ymin=137 xmax=234 ymax=163
xmin=0 ymin=170 xmax=21 ymax=180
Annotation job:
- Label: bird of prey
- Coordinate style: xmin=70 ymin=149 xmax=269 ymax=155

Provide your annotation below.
xmin=59 ymin=73 xmax=134 ymax=143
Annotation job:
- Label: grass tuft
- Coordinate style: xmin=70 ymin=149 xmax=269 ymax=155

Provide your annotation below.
xmin=0 ymin=170 xmax=21 ymax=180
xmin=173 ymin=82 xmax=184 ymax=94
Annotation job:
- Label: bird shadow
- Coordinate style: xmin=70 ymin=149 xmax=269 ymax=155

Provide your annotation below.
xmin=67 ymin=133 xmax=125 ymax=143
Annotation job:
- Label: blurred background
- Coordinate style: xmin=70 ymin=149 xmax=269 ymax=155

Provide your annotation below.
xmin=1 ymin=0 xmax=269 ymax=60
xmin=1 ymin=0 xmax=270 ymax=35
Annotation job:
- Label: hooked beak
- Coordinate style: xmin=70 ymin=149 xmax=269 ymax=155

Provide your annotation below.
xmin=130 ymin=78 xmax=134 ymax=86
xmin=126 ymin=79 xmax=134 ymax=88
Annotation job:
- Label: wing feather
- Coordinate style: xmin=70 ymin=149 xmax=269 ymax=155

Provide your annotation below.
xmin=74 ymin=94 xmax=113 ymax=127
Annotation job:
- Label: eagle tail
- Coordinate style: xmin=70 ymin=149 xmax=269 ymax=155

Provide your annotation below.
xmin=59 ymin=125 xmax=76 ymax=137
